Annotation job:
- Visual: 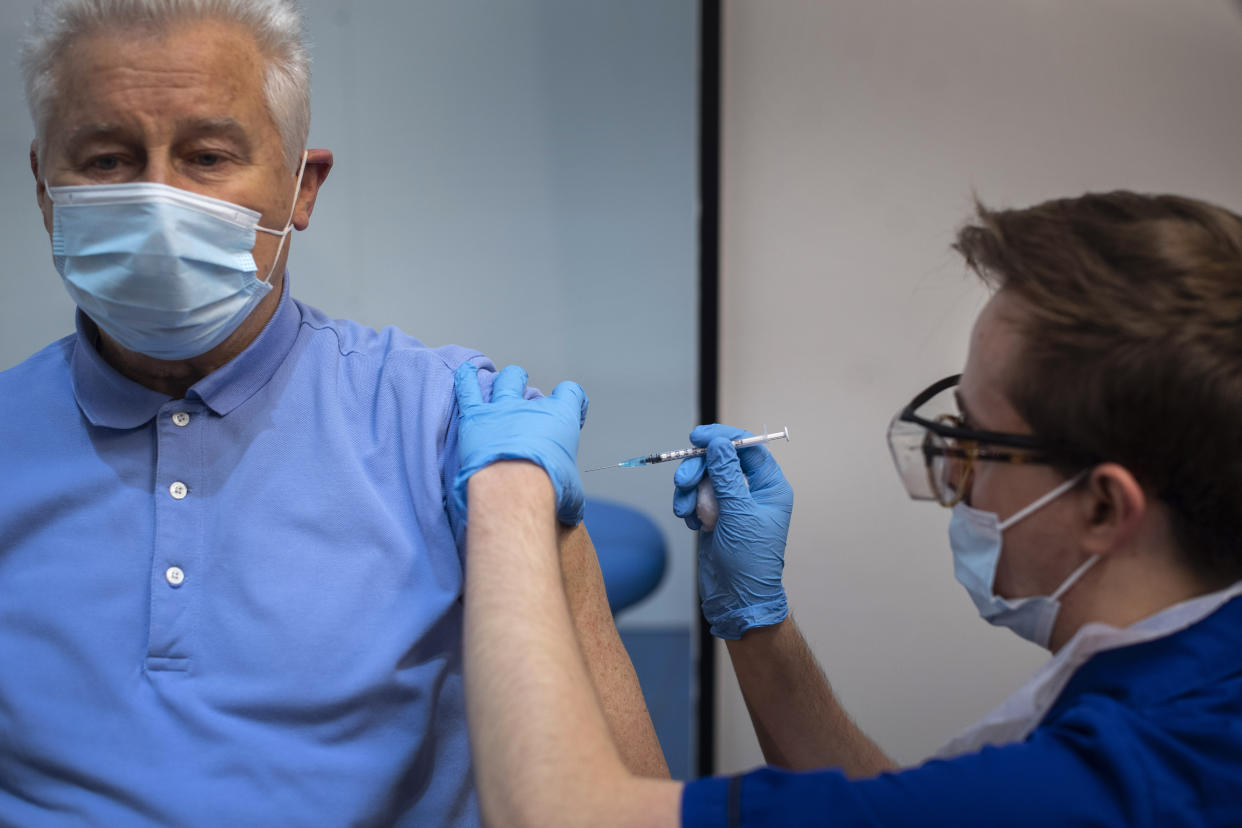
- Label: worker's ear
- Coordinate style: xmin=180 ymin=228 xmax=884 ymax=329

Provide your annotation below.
xmin=1078 ymin=463 xmax=1146 ymax=557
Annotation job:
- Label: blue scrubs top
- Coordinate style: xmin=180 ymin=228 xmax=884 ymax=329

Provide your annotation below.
xmin=0 ymin=277 xmax=496 ymax=826
xmin=682 ymin=594 xmax=1242 ymax=827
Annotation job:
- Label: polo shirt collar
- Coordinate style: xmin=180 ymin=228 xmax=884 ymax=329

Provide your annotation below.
xmin=71 ymin=273 xmax=301 ymax=428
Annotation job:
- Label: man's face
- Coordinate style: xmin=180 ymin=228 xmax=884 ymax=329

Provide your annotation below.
xmin=956 ymin=290 xmax=1085 ymax=600
xmin=34 ymin=18 xmax=300 ymax=292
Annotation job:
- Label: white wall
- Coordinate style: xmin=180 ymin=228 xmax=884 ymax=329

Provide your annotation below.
xmin=716 ymin=0 xmax=1242 ymax=770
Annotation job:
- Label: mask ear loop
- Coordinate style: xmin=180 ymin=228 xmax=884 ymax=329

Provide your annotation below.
xmin=1050 ymin=554 xmax=1099 ymax=601
xmin=997 ymin=469 xmax=1089 ymax=532
xmin=255 ymin=150 xmax=309 ymax=284
xmin=998 ymin=467 xmax=1100 ymax=603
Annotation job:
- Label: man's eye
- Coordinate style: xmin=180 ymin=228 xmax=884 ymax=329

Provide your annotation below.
xmin=90 ymin=156 xmax=120 ymax=171
xmin=194 ymin=152 xmax=223 ymax=167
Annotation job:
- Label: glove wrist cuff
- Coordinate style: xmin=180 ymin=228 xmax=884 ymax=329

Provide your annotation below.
xmin=707 ymin=596 xmax=788 ymax=641
xmin=454 ymin=447 xmax=583 ymax=526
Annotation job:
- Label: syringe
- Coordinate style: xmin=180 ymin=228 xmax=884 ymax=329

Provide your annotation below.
xmin=585 ymin=427 xmax=790 ymax=472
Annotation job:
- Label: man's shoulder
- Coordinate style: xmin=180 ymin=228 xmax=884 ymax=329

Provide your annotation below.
xmin=0 ymin=335 xmax=76 ymax=436
xmin=293 ymin=300 xmax=487 ymax=375
xmin=289 ymin=300 xmax=494 ymax=416
xmin=0 ymin=334 xmax=75 ymax=393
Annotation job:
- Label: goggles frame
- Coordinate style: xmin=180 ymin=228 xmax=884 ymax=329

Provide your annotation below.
xmin=889 ymin=374 xmax=1063 ymax=506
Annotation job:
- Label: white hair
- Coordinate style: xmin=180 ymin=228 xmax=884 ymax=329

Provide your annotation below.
xmin=20 ymin=0 xmax=311 ymax=170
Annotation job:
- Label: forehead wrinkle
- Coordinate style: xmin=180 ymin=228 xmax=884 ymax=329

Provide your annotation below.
xmin=79 ymin=63 xmax=226 ymax=107
xmin=53 ymin=68 xmax=222 ymax=128
xmin=99 ymin=63 xmax=211 ymax=82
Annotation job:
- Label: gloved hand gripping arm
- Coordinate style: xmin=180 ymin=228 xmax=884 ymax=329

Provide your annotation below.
xmin=452 ymin=362 xmax=588 ymax=526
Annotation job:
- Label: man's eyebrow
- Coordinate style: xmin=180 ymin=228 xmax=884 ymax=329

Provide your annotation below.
xmin=175 ymin=117 xmax=253 ymax=151
xmin=64 ymin=123 xmax=131 ymax=146
xmin=63 ymin=118 xmax=254 ymax=151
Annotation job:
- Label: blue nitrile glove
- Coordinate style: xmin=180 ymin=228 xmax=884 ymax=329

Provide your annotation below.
xmin=673 ymin=424 xmax=793 ymax=640
xmin=453 ymin=362 xmax=589 ymax=526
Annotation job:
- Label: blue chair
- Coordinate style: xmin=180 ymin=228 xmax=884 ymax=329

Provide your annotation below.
xmin=584 ymin=498 xmax=667 ymax=614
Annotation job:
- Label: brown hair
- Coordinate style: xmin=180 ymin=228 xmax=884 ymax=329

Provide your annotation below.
xmin=954 ymin=191 xmax=1242 ymax=585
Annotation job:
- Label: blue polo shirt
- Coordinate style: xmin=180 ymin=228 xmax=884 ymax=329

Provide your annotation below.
xmin=0 ymin=278 xmax=494 ymax=826
xmin=682 ymin=594 xmax=1242 ymax=827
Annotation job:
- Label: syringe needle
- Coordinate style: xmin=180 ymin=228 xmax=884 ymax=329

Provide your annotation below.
xmin=583 ymin=463 xmax=622 ymax=473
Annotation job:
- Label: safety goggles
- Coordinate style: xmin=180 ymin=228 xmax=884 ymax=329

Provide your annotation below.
xmin=887 ymin=375 xmax=1057 ymax=507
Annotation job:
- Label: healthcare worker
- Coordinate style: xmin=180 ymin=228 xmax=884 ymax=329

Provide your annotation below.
xmin=453 ymin=190 xmax=1242 ymax=827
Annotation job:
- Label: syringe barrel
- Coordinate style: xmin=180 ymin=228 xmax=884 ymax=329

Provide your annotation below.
xmin=639 ymin=427 xmax=789 ymax=466
xmin=655 ymin=446 xmax=706 ymax=463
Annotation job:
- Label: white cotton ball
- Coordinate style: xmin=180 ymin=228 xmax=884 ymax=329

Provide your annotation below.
xmin=696 ymin=477 xmax=718 ymax=533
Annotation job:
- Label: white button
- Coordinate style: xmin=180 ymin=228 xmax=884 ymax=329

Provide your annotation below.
xmin=172 ymin=411 xmax=191 ymax=427
xmin=165 ymin=566 xmax=185 ymax=587
xmin=169 ymin=481 xmax=188 ymax=500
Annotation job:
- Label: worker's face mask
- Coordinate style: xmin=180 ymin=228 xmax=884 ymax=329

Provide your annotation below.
xmin=949 ymin=471 xmax=1097 ymax=648
xmin=46 ymin=152 xmax=307 ymax=361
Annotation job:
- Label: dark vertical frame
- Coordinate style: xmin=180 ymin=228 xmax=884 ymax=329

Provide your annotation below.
xmin=696 ymin=0 xmax=722 ymax=778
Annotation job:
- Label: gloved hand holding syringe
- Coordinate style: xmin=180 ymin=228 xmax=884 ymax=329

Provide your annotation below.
xmin=586 ymin=427 xmax=790 ymax=531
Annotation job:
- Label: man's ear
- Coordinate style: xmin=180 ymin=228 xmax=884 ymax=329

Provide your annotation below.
xmin=31 ymin=140 xmax=52 ymax=233
xmin=292 ymin=148 xmax=333 ymax=231
xmin=32 ymin=140 xmax=44 ymax=204
xmin=1080 ymin=463 xmax=1146 ymax=557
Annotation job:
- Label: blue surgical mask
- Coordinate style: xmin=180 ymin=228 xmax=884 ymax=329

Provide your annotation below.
xmin=949 ymin=471 xmax=1097 ymax=648
xmin=47 ymin=153 xmax=307 ymax=361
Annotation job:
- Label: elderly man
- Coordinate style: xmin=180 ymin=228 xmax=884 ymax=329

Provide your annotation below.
xmin=453 ymin=192 xmax=1242 ymax=826
xmin=0 ymin=1 xmax=664 ymax=824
